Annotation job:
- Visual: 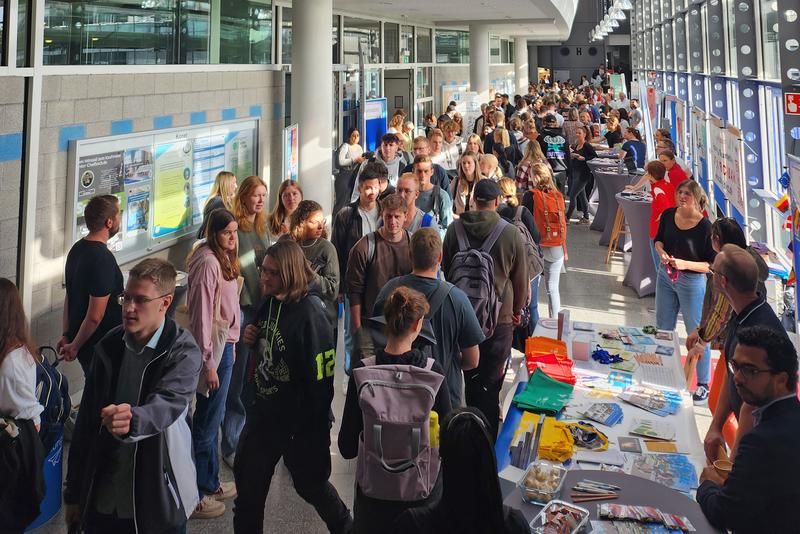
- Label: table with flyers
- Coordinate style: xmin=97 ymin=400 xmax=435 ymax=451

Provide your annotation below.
xmin=496 ymin=318 xmax=722 ymax=533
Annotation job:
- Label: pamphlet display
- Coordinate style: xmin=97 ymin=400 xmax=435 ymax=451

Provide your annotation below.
xmin=363 ymin=98 xmax=387 ymax=152
xmin=68 ymin=118 xmax=259 ymax=265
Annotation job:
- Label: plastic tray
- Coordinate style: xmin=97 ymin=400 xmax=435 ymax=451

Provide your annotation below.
xmin=529 ymin=500 xmax=591 ymax=534
xmin=517 ymin=460 xmax=569 ymax=505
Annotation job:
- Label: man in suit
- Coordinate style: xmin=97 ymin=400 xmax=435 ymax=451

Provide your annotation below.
xmin=696 ymin=325 xmax=800 ymax=533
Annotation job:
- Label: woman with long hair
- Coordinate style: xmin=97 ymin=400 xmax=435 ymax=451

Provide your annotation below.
xmin=187 ymin=208 xmax=242 ymax=517
xmin=515 ymin=127 xmax=549 ymax=191
xmin=267 ymin=180 xmax=303 ymax=238
xmin=287 ymin=200 xmax=339 ymax=334
xmin=566 ymin=125 xmax=597 ymax=223
xmin=450 ymin=152 xmax=483 ymax=215
xmin=603 ymin=115 xmax=623 ymax=147
xmin=221 ymin=175 xmax=271 ymax=466
xmin=561 ymin=107 xmax=583 ymax=146
xmin=339 ymin=286 xmax=451 ymax=533
xmin=619 ymin=127 xmax=647 ymax=171
xmin=654 ymin=180 xmax=715 ymax=403
xmin=392 ymin=408 xmax=528 ymax=534
xmin=338 ymin=128 xmax=365 ymax=169
xmin=234 ymin=240 xmax=353 ymax=534
xmin=464 ymin=133 xmax=484 ymax=155
xmin=198 ymin=171 xmax=237 ymax=238
xmin=522 ymin=163 xmax=567 ymax=317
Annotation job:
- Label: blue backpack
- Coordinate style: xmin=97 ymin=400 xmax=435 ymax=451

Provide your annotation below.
xmin=35 ymin=347 xmax=70 ymax=452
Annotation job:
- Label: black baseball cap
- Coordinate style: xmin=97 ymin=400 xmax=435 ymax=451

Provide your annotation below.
xmin=473 ymin=179 xmax=503 ymax=202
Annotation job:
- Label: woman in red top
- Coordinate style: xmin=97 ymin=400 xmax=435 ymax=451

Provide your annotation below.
xmin=627 ymin=160 xmax=674 ymax=271
xmin=658 ymin=149 xmax=688 ymax=186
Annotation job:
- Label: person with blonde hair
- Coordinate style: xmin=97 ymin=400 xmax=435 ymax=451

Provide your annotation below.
xmin=602 ymin=115 xmax=623 ymax=147
xmin=464 ymin=133 xmax=484 ymax=155
xmin=234 ymin=240 xmax=353 ymax=534
xmin=479 ymin=153 xmax=504 ymax=182
xmin=387 ymin=112 xmax=405 ymax=134
xmin=522 ymin=163 xmax=566 ymax=317
xmin=198 ymin=171 xmax=237 ymax=238
xmin=267 ymin=179 xmax=303 ymax=238
xmin=450 ymin=152 xmax=483 ymax=215
xmin=441 ymin=120 xmax=465 ymax=171
xmin=222 ymin=174 xmax=271 ymax=465
xmin=515 ymin=129 xmax=549 ymax=191
xmin=402 ymin=121 xmax=416 ymax=152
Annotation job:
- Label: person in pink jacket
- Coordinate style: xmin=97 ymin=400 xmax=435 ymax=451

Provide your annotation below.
xmin=186 ymin=208 xmax=242 ymax=518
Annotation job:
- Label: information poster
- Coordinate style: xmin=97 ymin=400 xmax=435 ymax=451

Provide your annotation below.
xmin=68 ymin=118 xmax=259 ymax=265
xmin=441 ymin=84 xmax=469 ymax=114
xmin=722 ymin=125 xmax=746 ymax=216
xmin=283 ymin=124 xmax=299 ymax=183
xmin=456 ymin=91 xmax=482 ymax=140
xmin=691 ymin=107 xmax=710 ymax=195
xmin=646 ymin=86 xmax=658 ymax=123
xmin=675 ymin=98 xmax=686 ymax=159
xmin=787 ymin=154 xmax=800 ymax=330
xmin=363 ymin=98 xmax=387 ymax=152
xmin=709 ymin=115 xmax=727 ymax=214
xmin=610 ymin=73 xmax=627 ymax=97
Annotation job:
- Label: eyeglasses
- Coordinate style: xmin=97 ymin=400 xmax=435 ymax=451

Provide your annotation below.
xmin=117 ymin=292 xmax=172 ymax=306
xmin=727 ymin=359 xmax=774 ymax=380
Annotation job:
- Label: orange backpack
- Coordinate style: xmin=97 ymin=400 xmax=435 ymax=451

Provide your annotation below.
xmin=531 ymin=188 xmax=566 ymax=248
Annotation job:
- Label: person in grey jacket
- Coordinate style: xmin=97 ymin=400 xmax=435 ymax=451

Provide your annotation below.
xmin=65 ymin=258 xmax=202 ymax=534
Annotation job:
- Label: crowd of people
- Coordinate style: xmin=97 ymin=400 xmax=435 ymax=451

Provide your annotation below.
xmin=0 ymin=77 xmax=797 ymax=534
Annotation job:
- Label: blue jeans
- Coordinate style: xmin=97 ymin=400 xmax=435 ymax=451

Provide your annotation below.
xmin=529 ymin=275 xmax=541 ymax=328
xmin=194 ymin=342 xmax=234 ymax=496
xmin=655 ymin=266 xmax=711 ymax=384
xmin=542 ymin=246 xmax=565 ymax=318
xmin=222 ymin=306 xmax=257 ymax=458
xmin=343 ymin=295 xmax=353 ymax=374
xmin=649 ymin=239 xmax=660 ymax=274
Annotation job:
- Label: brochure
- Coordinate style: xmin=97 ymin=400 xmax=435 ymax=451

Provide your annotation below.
xmin=629 ymin=418 xmax=677 ymax=441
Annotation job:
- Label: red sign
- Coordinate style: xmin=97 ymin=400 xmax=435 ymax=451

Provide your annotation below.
xmin=786 ymin=92 xmax=800 ymax=115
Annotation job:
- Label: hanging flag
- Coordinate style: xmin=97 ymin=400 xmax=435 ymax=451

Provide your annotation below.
xmin=775 ymin=193 xmax=790 ymax=213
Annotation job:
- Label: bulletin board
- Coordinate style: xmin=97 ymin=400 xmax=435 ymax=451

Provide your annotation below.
xmin=66 ymin=118 xmax=259 ymax=265
xmin=363 ymin=98 xmax=387 ymax=152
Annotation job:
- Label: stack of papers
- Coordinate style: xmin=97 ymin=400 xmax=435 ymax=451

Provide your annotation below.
xmin=628 ymin=417 xmax=676 ymax=441
xmin=618 ymin=385 xmax=681 ymax=417
xmin=629 ymin=454 xmax=699 ymax=493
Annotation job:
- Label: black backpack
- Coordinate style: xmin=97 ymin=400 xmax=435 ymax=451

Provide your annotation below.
xmin=35 ymin=347 xmax=70 ymax=452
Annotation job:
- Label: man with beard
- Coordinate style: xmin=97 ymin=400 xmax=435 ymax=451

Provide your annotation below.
xmin=59 ymin=194 xmax=125 ymax=377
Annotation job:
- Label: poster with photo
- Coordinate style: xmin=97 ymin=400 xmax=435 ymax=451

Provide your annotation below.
xmin=123 ymin=147 xmax=153 ymax=185
xmin=153 ymin=140 xmax=194 ymax=239
xmin=192 ymin=134 xmax=226 ymax=225
xmin=126 ymin=184 xmax=151 ymax=237
xmin=224 ymin=129 xmax=255 ymax=181
xmin=75 ymin=151 xmax=125 ymax=249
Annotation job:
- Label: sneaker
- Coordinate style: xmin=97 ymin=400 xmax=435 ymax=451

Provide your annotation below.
xmin=693 ymin=383 xmax=710 ymax=405
xmin=191 ymin=496 xmax=225 ymax=519
xmin=579 ymin=217 xmax=591 ymax=225
xmin=211 ymin=481 xmax=237 ymax=501
xmin=222 ymin=453 xmax=235 ymax=469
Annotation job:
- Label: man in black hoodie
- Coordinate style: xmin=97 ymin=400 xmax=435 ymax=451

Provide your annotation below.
xmin=234 ymin=240 xmax=352 ymax=534
xmin=539 ymin=114 xmax=572 ymax=194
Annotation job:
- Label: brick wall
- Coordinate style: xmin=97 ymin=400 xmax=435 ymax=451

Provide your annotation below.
xmin=0 ymin=78 xmax=25 ymax=284
xmin=31 ymin=69 xmax=285 ymax=393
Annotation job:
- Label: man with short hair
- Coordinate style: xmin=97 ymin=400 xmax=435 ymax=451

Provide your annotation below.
xmin=693 ymin=244 xmax=789 ymax=458
xmin=610 ymin=90 xmax=630 ymax=111
xmin=696 ymin=325 xmax=800 ymax=533
xmin=373 ymin=228 xmax=483 ymax=407
xmin=59 ymin=194 xmax=124 ymax=376
xmin=473 ymin=103 xmax=490 ymax=137
xmin=346 ymin=193 xmax=413 ymax=364
xmin=442 ymin=180 xmax=528 ymax=438
xmin=349 ymin=133 xmax=409 ymax=201
xmin=413 ymin=155 xmax=453 ymax=232
xmin=396 ymin=173 xmax=440 ymax=234
xmin=401 ymin=136 xmax=449 ymax=189
xmin=427 ymin=128 xmax=447 ymax=167
xmin=629 ymin=98 xmax=643 ymax=130
xmin=441 ymin=120 xmax=465 ymax=171
xmin=65 ymin=258 xmax=202 ymax=533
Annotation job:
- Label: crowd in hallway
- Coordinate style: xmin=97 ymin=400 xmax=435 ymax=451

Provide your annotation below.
xmin=2 ymin=75 xmax=798 ymax=534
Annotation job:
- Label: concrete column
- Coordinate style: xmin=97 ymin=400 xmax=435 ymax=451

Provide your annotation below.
xmin=469 ymin=23 xmax=490 ymax=101
xmin=291 ymin=0 xmax=334 ymax=215
xmin=209 ymin=0 xmax=220 ymax=63
xmin=527 ymin=43 xmax=539 ymax=84
xmin=514 ymin=37 xmax=528 ymax=93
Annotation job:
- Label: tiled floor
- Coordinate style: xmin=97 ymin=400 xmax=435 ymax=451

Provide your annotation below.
xmin=34 ymin=221 xmax=711 ymax=533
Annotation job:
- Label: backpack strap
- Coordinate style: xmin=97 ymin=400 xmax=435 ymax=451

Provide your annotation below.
xmin=453 ymin=220 xmax=471 ymax=252
xmin=366 ymin=232 xmax=376 ymax=264
xmin=514 ymin=205 xmax=524 ymax=224
xmin=423 ymin=358 xmax=436 ymax=371
xmin=426 ymin=282 xmax=452 ymax=317
xmin=432 ymin=185 xmax=441 ymax=222
xmin=362 ymin=356 xmax=377 ymax=367
xmin=480 ymin=219 xmax=509 ymax=254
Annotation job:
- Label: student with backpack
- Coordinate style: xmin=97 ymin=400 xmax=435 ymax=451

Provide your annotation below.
xmin=346 ymin=193 xmax=414 ymax=365
xmin=391 ymin=408 xmax=530 ymax=534
xmin=338 ymin=286 xmax=452 ymax=534
xmin=522 ymin=163 xmax=567 ymax=317
xmin=396 ymin=173 xmax=441 ymax=234
xmin=372 ymin=228 xmax=484 ymax=408
xmin=442 ymin=180 xmax=528 ymax=439
xmin=413 ymin=155 xmax=453 ymax=233
xmin=0 ymin=278 xmax=45 ymax=532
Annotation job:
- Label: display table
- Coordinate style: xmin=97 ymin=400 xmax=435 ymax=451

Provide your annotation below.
xmin=617 ymin=192 xmax=656 ymax=297
xmin=588 ymin=160 xmax=620 ymax=232
xmin=503 ymin=470 xmax=723 ymax=533
xmin=595 ymin=171 xmax=633 ymax=249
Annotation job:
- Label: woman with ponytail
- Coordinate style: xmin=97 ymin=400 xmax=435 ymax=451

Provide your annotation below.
xmin=339 ymin=286 xmax=452 ymax=534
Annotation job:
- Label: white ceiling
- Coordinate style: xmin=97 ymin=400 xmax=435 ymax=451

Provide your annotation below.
xmin=332 ymin=0 xmax=578 ymax=41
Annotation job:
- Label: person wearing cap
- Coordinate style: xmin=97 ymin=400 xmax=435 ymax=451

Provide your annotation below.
xmin=442 ymin=179 xmax=528 ymax=439
xmin=349 ymin=133 xmax=411 ymax=202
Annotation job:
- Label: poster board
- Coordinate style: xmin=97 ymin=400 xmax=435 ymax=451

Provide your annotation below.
xmin=67 ymin=118 xmax=259 ymax=265
xmin=722 ymin=124 xmax=746 ymax=217
xmin=282 ymin=124 xmax=299 ymax=183
xmin=441 ymin=84 xmax=469 ymax=114
xmin=709 ymin=114 xmax=727 ymax=215
xmin=787 ymin=154 xmax=800 ymax=327
xmin=674 ymin=98 xmax=686 ymax=160
xmin=690 ymin=107 xmax=710 ymax=196
xmin=445 ymin=88 xmax=482 ymax=137
xmin=610 ymin=73 xmax=627 ymax=97
xmin=363 ymin=98 xmax=387 ymax=153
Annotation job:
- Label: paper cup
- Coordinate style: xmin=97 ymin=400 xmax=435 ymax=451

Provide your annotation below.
xmin=713 ymin=459 xmax=733 ymax=479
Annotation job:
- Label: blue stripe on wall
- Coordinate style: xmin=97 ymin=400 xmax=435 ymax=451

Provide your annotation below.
xmin=58 ymin=125 xmax=86 ymax=152
xmin=272 ymin=103 xmax=282 ymax=120
xmin=111 ymin=120 xmax=133 ymax=136
xmin=153 ymin=115 xmax=173 ymax=129
xmin=190 ymin=111 xmax=207 ymax=125
xmin=249 ymin=105 xmax=262 ymax=118
xmin=0 ymin=133 xmax=22 ymax=161
xmin=221 ymin=108 xmax=236 ymax=121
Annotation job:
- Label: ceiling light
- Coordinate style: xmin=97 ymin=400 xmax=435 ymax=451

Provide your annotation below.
xmin=612 ymin=8 xmax=627 ymax=20
xmin=610 ymin=18 xmax=620 ymax=27
xmin=617 ymin=0 xmax=633 ymax=9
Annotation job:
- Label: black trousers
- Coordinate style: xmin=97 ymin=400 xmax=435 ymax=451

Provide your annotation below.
xmin=84 ymin=510 xmax=186 ymax=534
xmin=566 ymin=169 xmax=590 ymax=220
xmin=232 ymin=408 xmax=353 ymax=534
xmin=465 ymin=323 xmax=515 ymax=440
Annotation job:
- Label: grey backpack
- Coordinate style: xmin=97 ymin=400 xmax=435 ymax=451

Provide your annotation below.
xmin=511 ymin=206 xmax=544 ymax=280
xmin=353 ymin=357 xmax=443 ymax=502
xmin=446 ymin=219 xmax=508 ymax=338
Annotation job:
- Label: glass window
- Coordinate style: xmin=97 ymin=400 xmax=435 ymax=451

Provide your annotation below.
xmin=435 ymin=29 xmax=469 ymax=63
xmin=500 ymin=39 xmax=509 ymax=63
xmin=16 ymin=0 xmax=26 ymax=66
xmin=343 ymin=16 xmax=380 ymax=64
xmin=760 ymin=0 xmax=780 ymax=79
xmin=726 ymin=79 xmax=740 ymax=126
xmin=332 ymin=14 xmax=340 ymax=64
xmin=281 ymin=7 xmax=292 ymax=64
xmin=401 ymin=24 xmax=413 ymax=63
xmin=219 ymin=1 xmax=272 ymax=64
xmin=490 ymin=36 xmax=500 ymax=63
xmin=508 ymin=40 xmax=514 ymax=64
xmin=725 ymin=0 xmax=738 ymax=76
xmin=384 ymin=22 xmax=399 ymax=63
xmin=760 ymin=85 xmax=789 ymax=253
xmin=416 ymin=66 xmax=432 ymax=99
xmin=416 ymin=99 xmax=432 ymax=130
xmin=365 ymin=69 xmax=381 ymax=99
xmin=416 ymin=26 xmax=431 ymax=63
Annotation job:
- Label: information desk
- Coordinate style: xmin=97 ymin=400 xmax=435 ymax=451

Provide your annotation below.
xmin=496 ymin=320 xmax=710 ymax=528
xmin=588 ymin=159 xmax=621 ymax=232
xmin=594 ymin=171 xmax=633 ymax=249
xmin=617 ymin=192 xmax=656 ymax=298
